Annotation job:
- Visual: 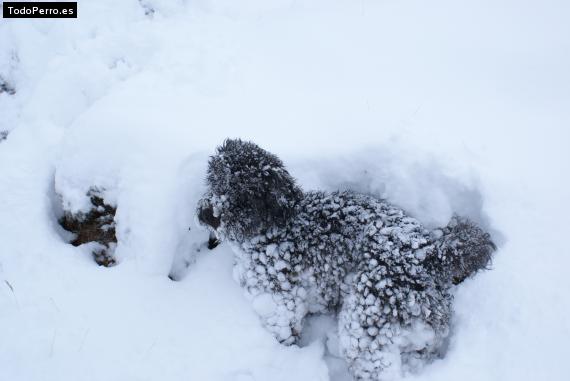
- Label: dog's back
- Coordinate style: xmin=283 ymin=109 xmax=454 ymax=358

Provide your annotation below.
xmin=290 ymin=190 xmax=435 ymax=312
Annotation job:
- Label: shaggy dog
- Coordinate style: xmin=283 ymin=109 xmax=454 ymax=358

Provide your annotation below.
xmin=197 ymin=139 xmax=495 ymax=380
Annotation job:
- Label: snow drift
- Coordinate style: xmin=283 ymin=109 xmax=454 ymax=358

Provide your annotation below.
xmin=1 ymin=1 xmax=569 ymax=380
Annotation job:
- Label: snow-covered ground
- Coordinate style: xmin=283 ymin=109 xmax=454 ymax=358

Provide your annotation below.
xmin=1 ymin=0 xmax=569 ymax=380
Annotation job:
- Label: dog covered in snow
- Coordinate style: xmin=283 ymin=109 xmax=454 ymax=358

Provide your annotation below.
xmin=197 ymin=139 xmax=495 ymax=380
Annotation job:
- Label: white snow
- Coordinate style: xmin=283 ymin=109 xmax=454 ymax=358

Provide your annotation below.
xmin=252 ymin=293 xmax=277 ymax=318
xmin=1 ymin=0 xmax=569 ymax=380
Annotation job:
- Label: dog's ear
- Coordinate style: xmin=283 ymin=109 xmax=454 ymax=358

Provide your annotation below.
xmin=207 ymin=139 xmax=303 ymax=238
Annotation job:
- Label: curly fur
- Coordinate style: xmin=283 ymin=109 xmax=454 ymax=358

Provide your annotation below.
xmin=197 ymin=139 xmax=495 ymax=380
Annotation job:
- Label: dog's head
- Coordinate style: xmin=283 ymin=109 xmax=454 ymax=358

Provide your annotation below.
xmin=197 ymin=139 xmax=303 ymax=240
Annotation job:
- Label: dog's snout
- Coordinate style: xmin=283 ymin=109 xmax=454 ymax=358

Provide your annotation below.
xmin=198 ymin=203 xmax=221 ymax=230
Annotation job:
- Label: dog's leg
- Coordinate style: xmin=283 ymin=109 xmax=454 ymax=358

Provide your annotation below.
xmin=338 ymin=274 xmax=402 ymax=380
xmin=250 ymin=289 xmax=308 ymax=345
xmin=233 ymin=244 xmax=309 ymax=345
xmin=338 ymin=264 xmax=450 ymax=380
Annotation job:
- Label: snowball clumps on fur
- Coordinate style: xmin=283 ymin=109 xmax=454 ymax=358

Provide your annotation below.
xmin=197 ymin=139 xmax=495 ymax=380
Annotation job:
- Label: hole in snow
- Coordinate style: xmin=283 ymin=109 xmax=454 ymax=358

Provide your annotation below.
xmin=58 ymin=187 xmax=118 ymax=267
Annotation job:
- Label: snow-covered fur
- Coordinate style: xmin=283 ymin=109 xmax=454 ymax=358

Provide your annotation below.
xmin=197 ymin=139 xmax=495 ymax=380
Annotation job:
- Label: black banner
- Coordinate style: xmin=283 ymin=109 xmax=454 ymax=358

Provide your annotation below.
xmin=3 ymin=2 xmax=77 ymax=18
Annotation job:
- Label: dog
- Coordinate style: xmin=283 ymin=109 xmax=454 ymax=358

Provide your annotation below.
xmin=197 ymin=139 xmax=495 ymax=380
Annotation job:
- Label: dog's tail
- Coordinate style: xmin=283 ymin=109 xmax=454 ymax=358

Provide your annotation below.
xmin=433 ymin=215 xmax=496 ymax=285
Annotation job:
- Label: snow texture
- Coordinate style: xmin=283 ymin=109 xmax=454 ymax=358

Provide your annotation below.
xmin=1 ymin=1 xmax=569 ymax=381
